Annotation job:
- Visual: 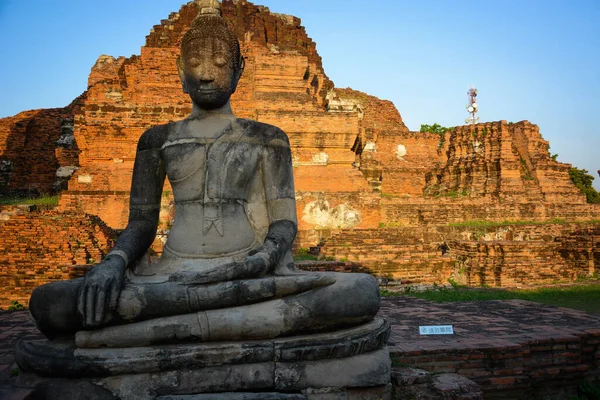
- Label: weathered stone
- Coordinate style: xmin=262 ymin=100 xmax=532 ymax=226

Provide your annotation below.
xmin=55 ymin=166 xmax=78 ymax=178
xmin=429 ymin=374 xmax=483 ymax=399
xmin=17 ymin=319 xmax=389 ymax=377
xmin=56 ymin=118 xmax=75 ymax=148
xmin=391 ymin=368 xmax=483 ymax=400
xmin=19 ymin=347 xmax=390 ymax=399
xmin=274 ymin=348 xmax=391 ymax=390
xmin=392 ymin=367 xmax=429 ymax=386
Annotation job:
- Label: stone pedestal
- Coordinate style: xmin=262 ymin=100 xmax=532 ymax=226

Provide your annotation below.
xmin=16 ymin=319 xmax=391 ymax=399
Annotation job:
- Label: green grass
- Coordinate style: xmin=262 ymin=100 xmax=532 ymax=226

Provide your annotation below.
xmin=446 ymin=218 xmax=600 ymax=228
xmin=573 ymin=379 xmax=600 ymax=400
xmin=293 ymin=247 xmax=318 ymax=261
xmin=293 ymin=254 xmax=318 ymax=261
xmin=0 ymin=194 xmax=59 ymax=206
xmin=394 ymin=284 xmax=600 ymax=314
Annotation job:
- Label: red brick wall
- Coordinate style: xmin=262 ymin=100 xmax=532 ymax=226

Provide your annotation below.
xmin=0 ymin=206 xmax=116 ymax=308
xmin=0 ymin=95 xmax=84 ymax=194
xmin=394 ymin=331 xmax=600 ymax=397
xmin=381 ymin=198 xmax=600 ymax=226
xmin=316 ymin=223 xmax=600 ymax=286
xmin=425 ymin=121 xmax=585 ymax=204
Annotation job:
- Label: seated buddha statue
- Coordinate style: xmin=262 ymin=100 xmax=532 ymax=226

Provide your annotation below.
xmin=27 ymin=0 xmax=380 ymax=349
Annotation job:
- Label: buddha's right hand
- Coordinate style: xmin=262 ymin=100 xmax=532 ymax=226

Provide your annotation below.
xmin=77 ymin=255 xmax=126 ymax=328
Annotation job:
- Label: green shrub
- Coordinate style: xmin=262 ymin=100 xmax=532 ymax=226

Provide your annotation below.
xmin=8 ymin=300 xmax=25 ymax=311
xmin=293 ymin=248 xmax=318 ymax=261
xmin=569 ymin=167 xmax=600 ymax=204
xmin=420 ymin=123 xmax=453 ymax=135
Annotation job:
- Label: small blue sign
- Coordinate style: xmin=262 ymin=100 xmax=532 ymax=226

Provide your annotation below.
xmin=419 ymin=325 xmax=454 ymax=335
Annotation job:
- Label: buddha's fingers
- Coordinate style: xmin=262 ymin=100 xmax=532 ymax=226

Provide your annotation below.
xmin=85 ymin=285 xmax=97 ymax=327
xmin=119 ymin=274 xmax=337 ymax=321
xmin=189 ymin=274 xmax=336 ymax=308
xmin=94 ymin=289 xmax=106 ymax=325
xmin=273 ymin=274 xmax=336 ymax=297
xmin=76 ymin=285 xmax=86 ymax=321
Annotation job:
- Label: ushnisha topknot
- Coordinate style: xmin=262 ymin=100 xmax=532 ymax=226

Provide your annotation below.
xmin=179 ymin=0 xmax=243 ymax=72
xmin=195 ymin=0 xmax=221 ymax=16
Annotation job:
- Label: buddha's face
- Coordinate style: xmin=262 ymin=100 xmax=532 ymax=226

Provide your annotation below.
xmin=179 ymin=36 xmax=240 ymax=110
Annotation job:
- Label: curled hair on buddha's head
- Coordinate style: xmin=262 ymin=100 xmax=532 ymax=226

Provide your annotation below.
xmin=178 ymin=0 xmax=244 ymax=74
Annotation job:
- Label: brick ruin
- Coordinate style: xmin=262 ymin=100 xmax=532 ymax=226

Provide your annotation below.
xmin=0 ymin=206 xmax=116 ymax=308
xmin=320 ymin=223 xmax=600 ymax=287
xmin=0 ymin=95 xmax=85 ymax=196
xmin=1 ymin=0 xmax=599 ymax=307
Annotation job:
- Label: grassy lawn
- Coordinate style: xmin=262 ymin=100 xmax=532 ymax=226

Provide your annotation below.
xmin=386 ymin=284 xmax=600 ymax=314
xmin=448 ymin=218 xmax=600 ymax=227
xmin=0 ymin=194 xmax=59 ymax=206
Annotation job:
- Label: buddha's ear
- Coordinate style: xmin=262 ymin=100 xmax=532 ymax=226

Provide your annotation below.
xmin=238 ymin=58 xmax=245 ymax=78
xmin=231 ymin=58 xmax=245 ymax=93
xmin=176 ymin=56 xmax=188 ymax=94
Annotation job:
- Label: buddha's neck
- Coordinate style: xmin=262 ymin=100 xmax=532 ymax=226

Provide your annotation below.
xmin=189 ymin=101 xmax=234 ymax=120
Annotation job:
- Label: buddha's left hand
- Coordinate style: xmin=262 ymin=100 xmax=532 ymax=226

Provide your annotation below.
xmin=170 ymin=220 xmax=295 ymax=285
xmin=169 ymin=244 xmax=276 ymax=285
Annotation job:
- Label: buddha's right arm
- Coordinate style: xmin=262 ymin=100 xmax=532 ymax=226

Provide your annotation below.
xmin=78 ymin=126 xmax=167 ymax=327
xmin=106 ymin=126 xmax=167 ymax=269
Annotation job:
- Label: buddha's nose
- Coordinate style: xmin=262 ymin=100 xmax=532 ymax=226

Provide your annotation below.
xmin=191 ymin=61 xmax=214 ymax=82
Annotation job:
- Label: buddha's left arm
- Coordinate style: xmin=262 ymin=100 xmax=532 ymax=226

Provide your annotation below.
xmin=252 ymin=129 xmax=298 ymax=272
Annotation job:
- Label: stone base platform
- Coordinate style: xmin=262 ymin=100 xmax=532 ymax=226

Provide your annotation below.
xmin=14 ymin=319 xmax=391 ymax=399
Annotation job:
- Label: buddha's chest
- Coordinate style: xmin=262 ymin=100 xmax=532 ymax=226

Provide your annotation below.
xmin=162 ymin=141 xmax=208 ymax=184
xmin=162 ymin=140 xmax=261 ymax=200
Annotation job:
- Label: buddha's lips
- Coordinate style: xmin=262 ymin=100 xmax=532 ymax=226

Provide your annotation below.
xmin=196 ymin=89 xmax=217 ymax=93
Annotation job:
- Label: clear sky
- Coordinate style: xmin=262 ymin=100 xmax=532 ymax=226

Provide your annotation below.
xmin=1 ymin=0 xmax=598 ymax=189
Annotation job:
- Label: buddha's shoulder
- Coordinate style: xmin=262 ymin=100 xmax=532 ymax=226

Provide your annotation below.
xmin=236 ymin=118 xmax=290 ymax=147
xmin=137 ymin=123 xmax=170 ymax=150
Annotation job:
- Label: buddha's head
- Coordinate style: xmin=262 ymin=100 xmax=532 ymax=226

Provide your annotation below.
xmin=177 ymin=0 xmax=244 ymax=110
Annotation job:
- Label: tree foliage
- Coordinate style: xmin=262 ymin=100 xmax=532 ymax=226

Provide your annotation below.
xmin=420 ymin=123 xmax=452 ymax=135
xmin=569 ymin=167 xmax=600 ymax=204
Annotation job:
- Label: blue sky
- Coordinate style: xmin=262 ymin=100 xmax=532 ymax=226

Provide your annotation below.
xmin=1 ymin=0 xmax=598 ymax=189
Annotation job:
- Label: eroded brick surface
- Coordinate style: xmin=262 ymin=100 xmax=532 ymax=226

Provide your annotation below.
xmin=319 ymin=223 xmax=600 ymax=285
xmin=0 ymin=206 xmax=116 ymax=308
